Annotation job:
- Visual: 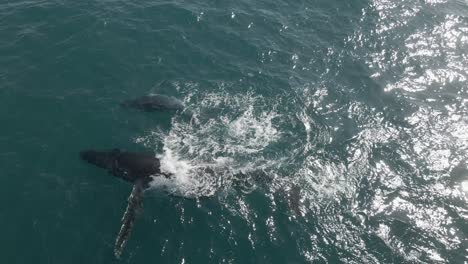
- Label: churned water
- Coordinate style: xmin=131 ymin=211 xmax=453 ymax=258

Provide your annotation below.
xmin=0 ymin=0 xmax=467 ymax=263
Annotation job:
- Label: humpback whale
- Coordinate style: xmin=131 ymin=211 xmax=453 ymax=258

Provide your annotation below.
xmin=80 ymin=149 xmax=171 ymax=258
xmin=121 ymin=94 xmax=184 ymax=112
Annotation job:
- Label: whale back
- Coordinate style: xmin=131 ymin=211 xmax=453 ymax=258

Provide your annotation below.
xmin=80 ymin=149 xmax=161 ymax=183
xmin=121 ymin=95 xmax=184 ymax=112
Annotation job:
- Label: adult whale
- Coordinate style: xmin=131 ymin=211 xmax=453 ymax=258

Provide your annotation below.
xmin=80 ymin=149 xmax=171 ymax=258
xmin=121 ymin=94 xmax=184 ymax=112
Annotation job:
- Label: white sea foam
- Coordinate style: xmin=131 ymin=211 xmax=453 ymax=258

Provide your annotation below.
xmin=142 ymin=88 xmax=283 ymax=198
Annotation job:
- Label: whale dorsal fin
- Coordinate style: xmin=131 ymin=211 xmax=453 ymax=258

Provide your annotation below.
xmin=114 ymin=179 xmax=145 ymax=258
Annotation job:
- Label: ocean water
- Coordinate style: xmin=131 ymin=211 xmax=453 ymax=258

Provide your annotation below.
xmin=1 ymin=0 xmax=467 ymax=263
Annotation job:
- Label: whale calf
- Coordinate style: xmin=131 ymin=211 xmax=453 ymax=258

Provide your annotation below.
xmin=80 ymin=149 xmax=171 ymax=258
xmin=121 ymin=94 xmax=184 ymax=112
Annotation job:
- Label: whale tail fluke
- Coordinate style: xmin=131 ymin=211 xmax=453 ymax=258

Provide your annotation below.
xmin=114 ymin=180 xmax=145 ymax=259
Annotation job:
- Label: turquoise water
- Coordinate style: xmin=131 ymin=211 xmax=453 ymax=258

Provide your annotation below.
xmin=1 ymin=0 xmax=467 ymax=263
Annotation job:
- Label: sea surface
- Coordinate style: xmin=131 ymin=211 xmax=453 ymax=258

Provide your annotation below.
xmin=1 ymin=0 xmax=467 ymax=263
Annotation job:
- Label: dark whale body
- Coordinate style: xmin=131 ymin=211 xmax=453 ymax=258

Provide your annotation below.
xmin=80 ymin=149 xmax=170 ymax=186
xmin=80 ymin=149 xmax=171 ymax=258
xmin=121 ymin=94 xmax=184 ymax=112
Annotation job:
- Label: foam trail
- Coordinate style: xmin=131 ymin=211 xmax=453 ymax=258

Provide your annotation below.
xmin=142 ymin=89 xmax=284 ymax=198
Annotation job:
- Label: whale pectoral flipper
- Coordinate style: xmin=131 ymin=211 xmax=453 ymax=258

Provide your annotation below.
xmin=114 ymin=180 xmax=145 ymax=258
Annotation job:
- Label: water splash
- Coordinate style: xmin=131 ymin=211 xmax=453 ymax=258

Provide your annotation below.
xmin=138 ymin=88 xmax=283 ymax=198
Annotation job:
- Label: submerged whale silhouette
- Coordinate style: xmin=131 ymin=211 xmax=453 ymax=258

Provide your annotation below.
xmin=121 ymin=94 xmax=184 ymax=112
xmin=80 ymin=149 xmax=171 ymax=258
